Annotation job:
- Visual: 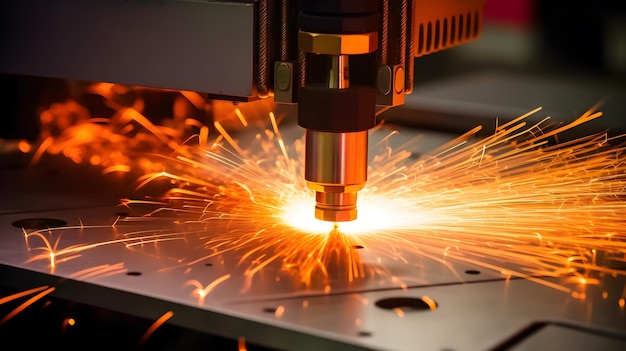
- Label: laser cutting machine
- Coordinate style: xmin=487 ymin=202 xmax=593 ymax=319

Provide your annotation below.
xmin=2 ymin=1 xmax=626 ymax=350
xmin=1 ymin=0 xmax=491 ymax=222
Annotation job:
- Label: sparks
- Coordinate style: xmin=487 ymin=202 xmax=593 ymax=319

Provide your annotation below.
xmin=0 ymin=286 xmax=56 ymax=325
xmin=26 ymin=86 xmax=626 ymax=298
xmin=137 ymin=310 xmax=175 ymax=348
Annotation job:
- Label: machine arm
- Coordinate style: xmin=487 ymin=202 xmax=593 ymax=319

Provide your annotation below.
xmin=0 ymin=0 xmax=487 ymax=221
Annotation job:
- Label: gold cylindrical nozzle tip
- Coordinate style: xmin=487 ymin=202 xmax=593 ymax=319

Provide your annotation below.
xmin=304 ymin=129 xmax=368 ymax=222
xmin=314 ymin=190 xmax=358 ymax=222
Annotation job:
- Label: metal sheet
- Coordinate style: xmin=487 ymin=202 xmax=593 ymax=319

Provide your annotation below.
xmin=1 ymin=124 xmax=625 ymax=350
xmin=507 ymin=323 xmax=626 ymax=351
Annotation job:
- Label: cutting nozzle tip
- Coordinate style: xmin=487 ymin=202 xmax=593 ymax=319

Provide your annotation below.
xmin=314 ymin=190 xmax=358 ymax=222
xmin=315 ymin=206 xmax=357 ymax=222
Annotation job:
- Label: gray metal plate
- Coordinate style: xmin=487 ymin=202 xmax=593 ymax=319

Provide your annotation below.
xmin=1 ymin=122 xmax=625 ymax=350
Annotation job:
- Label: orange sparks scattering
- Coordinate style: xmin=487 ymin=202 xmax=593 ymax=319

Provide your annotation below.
xmin=0 ymin=286 xmax=56 ymax=325
xmin=137 ymin=310 xmax=174 ymax=347
xmin=61 ymin=317 xmax=76 ymax=334
xmin=185 ymin=274 xmax=232 ymax=305
xmin=274 ymin=305 xmax=286 ymax=318
xmin=421 ymin=296 xmax=437 ymax=311
xmin=238 ymin=337 xmax=247 ymax=351
xmin=23 ymin=86 xmax=626 ymax=297
xmin=17 ymin=140 xmax=31 ymax=153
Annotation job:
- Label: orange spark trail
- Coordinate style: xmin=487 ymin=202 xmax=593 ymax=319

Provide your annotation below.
xmin=28 ymin=88 xmax=626 ymax=297
xmin=68 ymin=263 xmax=127 ymax=280
xmin=0 ymin=287 xmax=56 ymax=325
xmin=185 ymin=274 xmax=232 ymax=305
xmin=0 ymin=286 xmax=51 ymax=306
xmin=137 ymin=310 xmax=174 ymax=347
xmin=238 ymin=337 xmax=247 ymax=351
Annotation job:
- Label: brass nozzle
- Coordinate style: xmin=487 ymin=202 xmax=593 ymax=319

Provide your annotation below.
xmin=312 ymin=187 xmax=361 ymax=222
xmin=305 ymin=129 xmax=368 ymax=222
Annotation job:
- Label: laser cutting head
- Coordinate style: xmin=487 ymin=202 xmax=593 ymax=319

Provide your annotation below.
xmin=295 ymin=0 xmax=487 ymax=222
xmin=0 ymin=0 xmax=486 ymax=224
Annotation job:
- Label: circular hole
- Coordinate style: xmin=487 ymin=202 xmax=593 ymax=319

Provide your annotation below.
xmin=262 ymin=307 xmax=277 ymax=313
xmin=465 ymin=269 xmax=481 ymax=275
xmin=352 ymin=245 xmax=365 ymax=249
xmin=357 ymin=331 xmax=372 ymax=337
xmin=126 ymin=271 xmax=142 ymax=276
xmin=375 ymin=297 xmax=437 ymax=311
xmin=204 ymin=263 xmax=213 ymax=267
xmin=12 ymin=218 xmax=67 ymax=230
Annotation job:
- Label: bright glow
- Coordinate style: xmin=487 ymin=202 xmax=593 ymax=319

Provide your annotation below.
xmin=279 ymin=195 xmax=336 ymax=234
xmin=62 ymin=317 xmax=76 ymax=334
xmin=18 ymin=140 xmax=31 ymax=153
xmin=422 ymin=296 xmax=437 ymax=311
xmin=280 ymin=190 xmax=430 ymax=235
xmin=339 ymin=194 xmax=430 ymax=234
xmin=185 ymin=274 xmax=232 ymax=305
xmin=238 ymin=337 xmax=247 ymax=351
xmin=274 ymin=305 xmax=285 ymax=318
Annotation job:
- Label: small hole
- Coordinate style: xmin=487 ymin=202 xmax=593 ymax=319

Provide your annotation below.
xmin=465 ymin=269 xmax=481 ymax=275
xmin=357 ymin=331 xmax=372 ymax=337
xmin=263 ymin=307 xmax=277 ymax=313
xmin=375 ymin=297 xmax=437 ymax=311
xmin=126 ymin=271 xmax=142 ymax=276
xmin=352 ymin=245 xmax=364 ymax=249
xmin=12 ymin=218 xmax=67 ymax=230
xmin=204 ymin=263 xmax=214 ymax=267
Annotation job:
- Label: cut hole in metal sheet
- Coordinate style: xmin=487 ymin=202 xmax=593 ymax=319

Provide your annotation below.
xmin=11 ymin=218 xmax=67 ymax=230
xmin=375 ymin=297 xmax=438 ymax=311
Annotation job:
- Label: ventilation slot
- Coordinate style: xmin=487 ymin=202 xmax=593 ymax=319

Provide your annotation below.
xmin=415 ymin=10 xmax=483 ymax=57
